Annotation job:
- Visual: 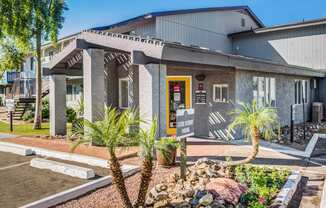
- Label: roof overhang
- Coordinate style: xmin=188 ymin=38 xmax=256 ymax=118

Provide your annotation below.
xmin=44 ymin=31 xmax=325 ymax=78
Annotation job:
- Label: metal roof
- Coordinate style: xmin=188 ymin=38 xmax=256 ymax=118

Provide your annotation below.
xmin=229 ymin=17 xmax=326 ymax=37
xmin=91 ymin=5 xmax=264 ymax=31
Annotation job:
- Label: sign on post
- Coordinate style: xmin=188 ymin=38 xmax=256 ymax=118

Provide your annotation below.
xmin=176 ymin=109 xmax=195 ymax=139
xmin=176 ymin=108 xmax=194 ymax=180
xmin=5 ymin=99 xmax=15 ymax=112
xmin=5 ymin=99 xmax=15 ymax=132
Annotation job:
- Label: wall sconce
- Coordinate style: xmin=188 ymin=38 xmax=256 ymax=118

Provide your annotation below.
xmin=195 ymin=74 xmax=206 ymax=81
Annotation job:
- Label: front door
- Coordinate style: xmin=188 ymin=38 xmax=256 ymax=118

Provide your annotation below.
xmin=166 ymin=76 xmax=191 ymax=135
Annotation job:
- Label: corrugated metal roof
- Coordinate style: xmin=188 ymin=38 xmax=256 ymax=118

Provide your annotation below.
xmin=91 ymin=5 xmax=264 ymax=31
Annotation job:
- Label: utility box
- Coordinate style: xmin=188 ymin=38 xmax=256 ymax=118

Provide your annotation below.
xmin=312 ymin=102 xmax=323 ymax=123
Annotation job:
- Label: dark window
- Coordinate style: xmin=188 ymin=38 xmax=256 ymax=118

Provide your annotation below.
xmin=241 ymin=18 xmax=246 ymax=27
xmin=30 ymin=57 xmax=34 ymax=71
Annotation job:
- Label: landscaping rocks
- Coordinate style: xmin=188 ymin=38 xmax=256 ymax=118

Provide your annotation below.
xmin=205 ymin=178 xmax=246 ymax=205
xmin=277 ymin=122 xmax=326 ymax=145
xmin=146 ymin=158 xmax=238 ymax=208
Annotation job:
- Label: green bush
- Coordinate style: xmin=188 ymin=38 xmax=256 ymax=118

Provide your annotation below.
xmin=42 ymin=98 xmax=49 ymax=119
xmin=66 ymin=107 xmax=77 ymax=123
xmin=234 ymin=165 xmax=290 ymax=208
xmin=22 ymin=110 xmax=34 ymax=121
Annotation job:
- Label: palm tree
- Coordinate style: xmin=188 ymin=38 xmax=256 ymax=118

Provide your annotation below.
xmin=227 ymin=100 xmax=280 ymax=166
xmin=72 ymin=107 xmax=139 ymax=208
xmin=134 ymin=118 xmax=157 ymax=207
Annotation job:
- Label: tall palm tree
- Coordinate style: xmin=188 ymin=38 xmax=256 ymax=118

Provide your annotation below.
xmin=134 ymin=118 xmax=157 ymax=207
xmin=72 ymin=107 xmax=139 ymax=208
xmin=227 ymin=100 xmax=280 ymax=166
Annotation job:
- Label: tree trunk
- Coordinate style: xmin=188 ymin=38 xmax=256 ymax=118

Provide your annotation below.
xmin=134 ymin=159 xmax=153 ymax=207
xmin=33 ymin=30 xmax=42 ymax=129
xmin=109 ymin=151 xmax=133 ymax=208
xmin=224 ymin=127 xmax=260 ymax=167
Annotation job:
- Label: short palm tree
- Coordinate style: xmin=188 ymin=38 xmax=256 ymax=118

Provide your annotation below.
xmin=227 ymin=100 xmax=280 ymax=166
xmin=134 ymin=118 xmax=157 ymax=207
xmin=72 ymin=107 xmax=139 ymax=208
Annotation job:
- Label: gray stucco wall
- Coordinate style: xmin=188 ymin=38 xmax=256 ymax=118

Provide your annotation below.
xmin=235 ymin=70 xmax=313 ymax=127
xmin=167 ymin=67 xmax=235 ymax=139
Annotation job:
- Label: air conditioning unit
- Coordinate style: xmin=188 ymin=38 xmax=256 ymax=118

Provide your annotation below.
xmin=312 ymin=102 xmax=323 ymax=123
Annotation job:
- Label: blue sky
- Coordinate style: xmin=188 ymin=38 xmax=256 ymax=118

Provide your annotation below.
xmin=61 ymin=0 xmax=326 ymax=37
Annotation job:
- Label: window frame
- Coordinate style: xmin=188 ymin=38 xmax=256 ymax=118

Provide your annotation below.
xmin=253 ymin=76 xmax=276 ymax=107
xmin=119 ymin=78 xmax=129 ymax=109
xmin=213 ymin=84 xmax=229 ymax=103
xmin=295 ymin=80 xmax=308 ymax=104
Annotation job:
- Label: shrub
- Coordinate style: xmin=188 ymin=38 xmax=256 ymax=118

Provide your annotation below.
xmin=66 ymin=107 xmax=77 ymax=123
xmin=42 ymin=98 xmax=49 ymax=119
xmin=22 ymin=110 xmax=34 ymax=121
xmin=234 ymin=165 xmax=290 ymax=208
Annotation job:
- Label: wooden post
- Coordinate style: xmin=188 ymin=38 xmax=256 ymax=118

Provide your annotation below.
xmin=180 ymin=137 xmax=187 ymax=180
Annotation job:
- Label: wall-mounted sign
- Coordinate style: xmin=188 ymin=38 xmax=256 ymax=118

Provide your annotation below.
xmin=174 ymin=92 xmax=181 ymax=102
xmin=198 ymin=83 xmax=204 ymax=90
xmin=195 ymin=90 xmax=207 ymax=104
xmin=176 ymin=108 xmax=194 ymax=139
xmin=173 ymin=84 xmax=181 ymax=92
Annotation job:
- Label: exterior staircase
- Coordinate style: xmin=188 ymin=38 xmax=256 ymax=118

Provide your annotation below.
xmin=6 ymin=77 xmax=49 ymax=120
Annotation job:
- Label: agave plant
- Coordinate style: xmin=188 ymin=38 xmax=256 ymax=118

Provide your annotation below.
xmin=134 ymin=118 xmax=157 ymax=207
xmin=227 ymin=100 xmax=280 ymax=166
xmin=71 ymin=107 xmax=139 ymax=208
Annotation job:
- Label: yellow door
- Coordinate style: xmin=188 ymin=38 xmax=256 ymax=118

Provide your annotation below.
xmin=166 ymin=76 xmax=191 ymax=135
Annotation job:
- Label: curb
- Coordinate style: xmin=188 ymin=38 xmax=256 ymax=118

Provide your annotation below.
xmin=0 ymin=141 xmax=108 ymax=167
xmin=0 ymin=142 xmax=33 ymax=156
xmin=320 ymin=177 xmax=326 ymax=208
xmin=274 ymin=171 xmax=301 ymax=206
xmin=20 ymin=165 xmax=140 ymax=208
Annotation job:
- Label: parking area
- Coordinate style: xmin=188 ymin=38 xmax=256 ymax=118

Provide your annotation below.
xmin=0 ymin=151 xmax=108 ymax=208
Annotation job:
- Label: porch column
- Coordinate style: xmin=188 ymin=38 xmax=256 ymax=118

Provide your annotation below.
xmin=83 ymin=48 xmax=105 ymax=122
xmin=138 ymin=64 xmax=166 ymax=137
xmin=49 ymin=74 xmax=67 ymax=136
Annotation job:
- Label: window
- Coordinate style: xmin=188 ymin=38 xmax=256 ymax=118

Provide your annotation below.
xmin=119 ymin=78 xmax=129 ymax=109
xmin=295 ymin=80 xmax=308 ymax=104
xmin=30 ymin=57 xmax=34 ymax=71
xmin=253 ymin=76 xmax=276 ymax=107
xmin=213 ymin=84 xmax=228 ymax=103
xmin=241 ymin=18 xmax=246 ymax=27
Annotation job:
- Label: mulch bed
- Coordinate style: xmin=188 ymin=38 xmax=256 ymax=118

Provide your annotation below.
xmin=1 ymin=136 xmax=139 ymax=160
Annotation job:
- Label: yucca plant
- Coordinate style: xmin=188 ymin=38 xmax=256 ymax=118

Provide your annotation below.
xmin=227 ymin=100 xmax=280 ymax=166
xmin=134 ymin=118 xmax=157 ymax=207
xmin=71 ymin=107 xmax=139 ymax=208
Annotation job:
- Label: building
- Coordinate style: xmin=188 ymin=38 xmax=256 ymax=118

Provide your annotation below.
xmin=41 ymin=6 xmax=325 ymax=139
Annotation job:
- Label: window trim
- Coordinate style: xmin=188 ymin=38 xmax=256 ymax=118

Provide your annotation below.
xmin=119 ymin=78 xmax=129 ymax=109
xmin=213 ymin=84 xmax=229 ymax=103
xmin=253 ymin=76 xmax=276 ymax=107
xmin=295 ymin=79 xmax=308 ymax=105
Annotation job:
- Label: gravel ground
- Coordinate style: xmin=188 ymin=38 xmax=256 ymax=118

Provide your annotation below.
xmin=2 ymin=136 xmax=138 ymax=160
xmin=55 ymin=157 xmax=179 ymax=208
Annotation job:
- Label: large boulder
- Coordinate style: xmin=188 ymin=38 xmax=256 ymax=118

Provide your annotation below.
xmin=205 ymin=178 xmax=247 ymax=205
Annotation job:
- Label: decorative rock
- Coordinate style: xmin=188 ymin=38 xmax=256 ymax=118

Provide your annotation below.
xmin=153 ymin=199 xmax=169 ymax=208
xmin=205 ymin=178 xmax=246 ymax=205
xmin=199 ymin=193 xmax=214 ymax=206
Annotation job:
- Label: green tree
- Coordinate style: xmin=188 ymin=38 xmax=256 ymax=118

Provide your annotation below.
xmin=0 ymin=38 xmax=28 ymax=77
xmin=72 ymin=108 xmax=158 ymax=208
xmin=228 ymin=100 xmax=280 ymax=166
xmin=134 ymin=118 xmax=157 ymax=207
xmin=0 ymin=0 xmax=67 ymax=129
xmin=72 ymin=107 xmax=139 ymax=208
